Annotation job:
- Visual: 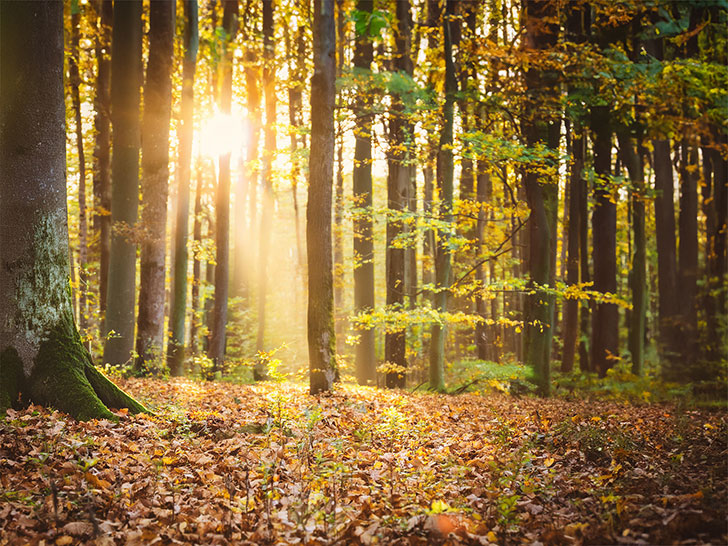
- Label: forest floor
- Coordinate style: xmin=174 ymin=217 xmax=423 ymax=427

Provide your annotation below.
xmin=1 ymin=377 xmax=726 ymax=545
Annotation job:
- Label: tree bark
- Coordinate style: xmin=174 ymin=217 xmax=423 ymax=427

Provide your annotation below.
xmin=168 ymin=0 xmax=199 ymax=377
xmin=135 ymin=0 xmax=176 ymax=374
xmin=429 ymin=0 xmax=456 ymax=392
xmin=255 ymin=0 xmax=277 ymax=379
xmin=352 ymin=0 xmax=376 ymax=385
xmin=385 ymin=0 xmax=413 ymax=389
xmin=92 ymin=0 xmax=112 ymax=316
xmin=617 ymin=127 xmax=646 ymax=375
xmin=522 ymin=0 xmax=559 ymax=394
xmin=207 ymin=0 xmax=239 ymax=375
xmin=307 ymin=0 xmax=337 ymax=394
xmin=69 ymin=0 xmax=89 ymax=339
xmin=103 ymin=0 xmax=143 ymax=368
xmin=0 ymin=0 xmax=146 ymax=420
xmin=590 ymin=106 xmax=618 ymax=376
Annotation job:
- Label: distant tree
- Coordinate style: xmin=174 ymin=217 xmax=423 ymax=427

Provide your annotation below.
xmin=307 ymin=0 xmax=337 ymax=394
xmin=103 ymin=0 xmax=143 ymax=368
xmin=168 ymin=0 xmax=199 ymax=377
xmin=0 ymin=0 xmax=146 ymax=420
xmin=255 ymin=0 xmax=277 ymax=380
xmin=208 ymin=0 xmax=239 ymax=375
xmin=352 ymin=0 xmax=377 ymax=385
xmin=135 ymin=0 xmax=176 ymax=374
xmin=68 ymin=0 xmax=89 ymax=339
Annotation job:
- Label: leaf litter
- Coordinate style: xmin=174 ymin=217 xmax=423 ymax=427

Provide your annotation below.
xmin=0 ymin=378 xmax=726 ymax=545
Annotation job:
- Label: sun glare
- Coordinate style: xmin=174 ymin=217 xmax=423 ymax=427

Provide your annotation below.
xmin=199 ymin=111 xmax=245 ymax=158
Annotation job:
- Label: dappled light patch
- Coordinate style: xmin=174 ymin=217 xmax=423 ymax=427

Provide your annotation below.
xmin=0 ymin=378 xmax=725 ymax=544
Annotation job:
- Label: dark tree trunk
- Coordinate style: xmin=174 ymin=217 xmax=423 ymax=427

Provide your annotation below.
xmin=168 ymin=0 xmax=199 ymax=377
xmin=135 ymin=0 xmax=175 ymax=374
xmin=207 ymin=0 xmax=238 ymax=374
xmin=475 ymin=158 xmax=491 ymax=361
xmin=103 ymin=0 xmax=143 ymax=368
xmin=307 ymin=0 xmax=337 ymax=394
xmin=385 ymin=0 xmax=412 ymax=389
xmin=677 ymin=141 xmax=699 ymax=363
xmin=92 ymin=0 xmax=112 ymax=315
xmin=590 ymin=106 xmax=618 ymax=376
xmin=333 ymin=0 xmax=346 ymax=357
xmin=561 ymin=123 xmax=584 ymax=373
xmin=522 ymin=0 xmax=559 ymax=394
xmin=352 ymin=0 xmax=376 ymax=385
xmin=255 ymin=0 xmax=277 ymax=379
xmin=429 ymin=0 xmax=456 ymax=392
xmin=190 ymin=160 xmax=204 ymax=355
xmin=69 ymin=0 xmax=89 ymax=339
xmin=0 ymin=0 xmax=146 ymax=420
xmin=617 ymin=128 xmax=647 ymax=375
xmin=653 ymin=138 xmax=680 ymax=367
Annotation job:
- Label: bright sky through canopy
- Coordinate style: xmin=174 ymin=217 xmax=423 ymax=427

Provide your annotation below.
xmin=199 ymin=111 xmax=245 ymax=157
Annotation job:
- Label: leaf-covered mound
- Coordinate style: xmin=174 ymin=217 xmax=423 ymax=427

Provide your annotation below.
xmin=1 ymin=378 xmax=726 ymax=545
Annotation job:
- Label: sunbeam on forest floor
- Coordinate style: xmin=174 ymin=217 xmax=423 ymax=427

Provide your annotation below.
xmin=1 ymin=378 xmax=726 ymax=545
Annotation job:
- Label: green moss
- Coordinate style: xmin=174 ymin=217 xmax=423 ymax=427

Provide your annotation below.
xmin=0 ymin=347 xmax=22 ymax=415
xmin=25 ymin=308 xmax=148 ymax=421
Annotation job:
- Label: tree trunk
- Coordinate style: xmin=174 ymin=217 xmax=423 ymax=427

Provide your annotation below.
xmin=653 ymin=138 xmax=680 ymax=368
xmin=429 ymin=0 xmax=456 ymax=392
xmin=255 ymin=0 xmax=277 ymax=379
xmin=190 ymin=160 xmax=204 ymax=355
xmin=590 ymin=106 xmax=618 ymax=376
xmin=92 ymin=0 xmax=112 ymax=316
xmin=207 ymin=0 xmax=239 ymax=375
xmin=333 ymin=0 xmax=346 ymax=357
xmin=0 ymin=0 xmax=146 ymax=420
xmin=168 ymin=0 xmax=199 ymax=377
xmin=561 ymin=123 xmax=583 ymax=373
xmin=135 ymin=0 xmax=175 ymax=375
xmin=103 ymin=0 xmax=143 ymax=368
xmin=307 ymin=0 xmax=337 ymax=394
xmin=617 ymin=128 xmax=647 ymax=375
xmin=352 ymin=0 xmax=376 ymax=385
xmin=69 ymin=0 xmax=89 ymax=339
xmin=522 ymin=0 xmax=559 ymax=394
xmin=385 ymin=0 xmax=412 ymax=389
xmin=677 ymin=140 xmax=699 ymax=364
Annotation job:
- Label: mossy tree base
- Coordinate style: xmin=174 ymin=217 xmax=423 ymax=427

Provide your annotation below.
xmin=1 ymin=314 xmax=147 ymax=421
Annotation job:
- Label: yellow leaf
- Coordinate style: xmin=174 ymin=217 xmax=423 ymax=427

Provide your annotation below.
xmin=544 ymin=457 xmax=555 ymax=468
xmin=486 ymin=530 xmax=498 ymax=543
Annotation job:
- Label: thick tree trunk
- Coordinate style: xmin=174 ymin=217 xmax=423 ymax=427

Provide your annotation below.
xmin=69 ymin=1 xmax=89 ymax=339
xmin=103 ymin=0 xmax=143 ymax=368
xmin=135 ymin=0 xmax=175 ymax=374
xmin=590 ymin=106 xmax=618 ymax=376
xmin=92 ymin=0 xmax=112 ymax=316
xmin=0 ymin=0 xmax=146 ymax=420
xmin=255 ymin=0 xmax=277 ymax=379
xmin=352 ymin=0 xmax=376 ymax=385
xmin=307 ymin=0 xmax=337 ymax=394
xmin=522 ymin=0 xmax=559 ymax=394
xmin=429 ymin=0 xmax=456 ymax=392
xmin=168 ymin=0 xmax=199 ymax=377
xmin=207 ymin=0 xmax=239 ymax=375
